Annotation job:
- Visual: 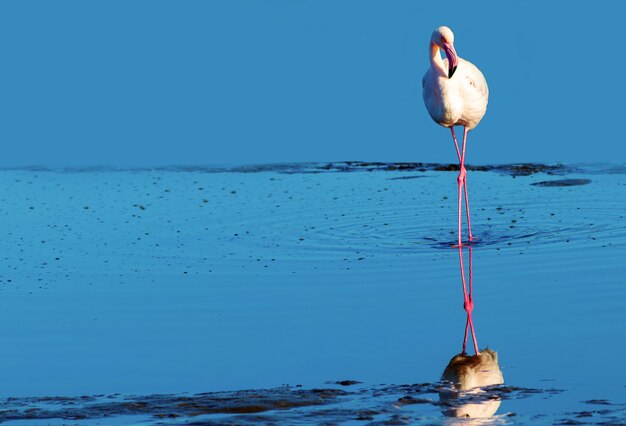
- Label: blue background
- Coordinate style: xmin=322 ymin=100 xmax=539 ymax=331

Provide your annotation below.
xmin=0 ymin=1 xmax=621 ymax=167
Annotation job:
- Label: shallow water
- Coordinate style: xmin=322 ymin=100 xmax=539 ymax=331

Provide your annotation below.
xmin=0 ymin=163 xmax=625 ymax=424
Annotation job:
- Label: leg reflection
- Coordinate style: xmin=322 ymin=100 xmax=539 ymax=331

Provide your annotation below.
xmin=459 ymin=245 xmax=478 ymax=355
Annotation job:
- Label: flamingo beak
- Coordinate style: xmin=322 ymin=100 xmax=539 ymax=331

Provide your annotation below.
xmin=442 ymin=41 xmax=458 ymax=78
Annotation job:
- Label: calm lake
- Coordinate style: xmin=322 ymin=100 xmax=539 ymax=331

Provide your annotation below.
xmin=0 ymin=163 xmax=624 ymax=425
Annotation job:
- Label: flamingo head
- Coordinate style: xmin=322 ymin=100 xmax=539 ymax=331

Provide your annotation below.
xmin=431 ymin=26 xmax=458 ymax=79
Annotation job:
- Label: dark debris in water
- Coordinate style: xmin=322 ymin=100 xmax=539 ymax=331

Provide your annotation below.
xmin=584 ymin=399 xmax=613 ymax=405
xmin=532 ymin=179 xmax=592 ymax=187
xmin=396 ymin=395 xmax=432 ymax=406
xmin=557 ymin=400 xmax=626 ymax=426
xmin=333 ymin=379 xmax=362 ymax=386
xmin=493 ymin=163 xmax=570 ymax=176
xmin=0 ymin=387 xmax=347 ymax=421
xmin=0 ymin=387 xmax=347 ymax=423
xmin=0 ymin=161 xmax=577 ymax=177
xmin=388 ymin=175 xmax=427 ymax=180
xmin=0 ymin=382 xmax=568 ymax=424
xmin=247 ymin=161 xmax=573 ymax=177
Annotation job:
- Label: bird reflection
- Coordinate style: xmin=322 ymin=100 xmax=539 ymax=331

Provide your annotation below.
xmin=440 ymin=349 xmax=504 ymax=419
xmin=440 ymin=244 xmax=504 ymax=419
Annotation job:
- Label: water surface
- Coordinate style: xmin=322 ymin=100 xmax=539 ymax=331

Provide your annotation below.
xmin=0 ymin=163 xmax=624 ymax=424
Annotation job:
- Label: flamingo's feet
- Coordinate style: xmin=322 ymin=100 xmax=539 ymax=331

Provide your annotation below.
xmin=452 ymin=238 xmax=477 ymax=248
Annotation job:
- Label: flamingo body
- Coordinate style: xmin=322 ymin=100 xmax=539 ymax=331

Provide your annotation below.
xmin=423 ymin=57 xmax=489 ymax=130
xmin=422 ymin=29 xmax=489 ymax=130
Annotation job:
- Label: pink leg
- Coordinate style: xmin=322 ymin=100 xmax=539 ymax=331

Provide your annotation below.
xmin=451 ymin=127 xmax=475 ymax=245
xmin=451 ymin=127 xmax=462 ymax=163
xmin=451 ymin=128 xmax=464 ymax=247
xmin=463 ymin=183 xmax=473 ymax=242
xmin=457 ymin=171 xmax=463 ymax=247
xmin=461 ymin=127 xmax=474 ymax=242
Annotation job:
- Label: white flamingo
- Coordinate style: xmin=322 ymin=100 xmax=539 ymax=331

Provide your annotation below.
xmin=422 ymin=25 xmax=489 ymax=246
xmin=422 ymin=26 xmax=489 ymax=355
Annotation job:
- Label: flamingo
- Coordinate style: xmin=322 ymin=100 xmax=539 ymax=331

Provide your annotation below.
xmin=422 ymin=26 xmax=489 ymax=247
xmin=422 ymin=26 xmax=488 ymax=355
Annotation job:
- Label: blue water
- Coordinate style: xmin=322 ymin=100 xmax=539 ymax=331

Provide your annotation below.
xmin=0 ymin=163 xmax=624 ymax=424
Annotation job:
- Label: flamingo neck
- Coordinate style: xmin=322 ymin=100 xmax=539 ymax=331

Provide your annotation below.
xmin=429 ymin=42 xmax=446 ymax=77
